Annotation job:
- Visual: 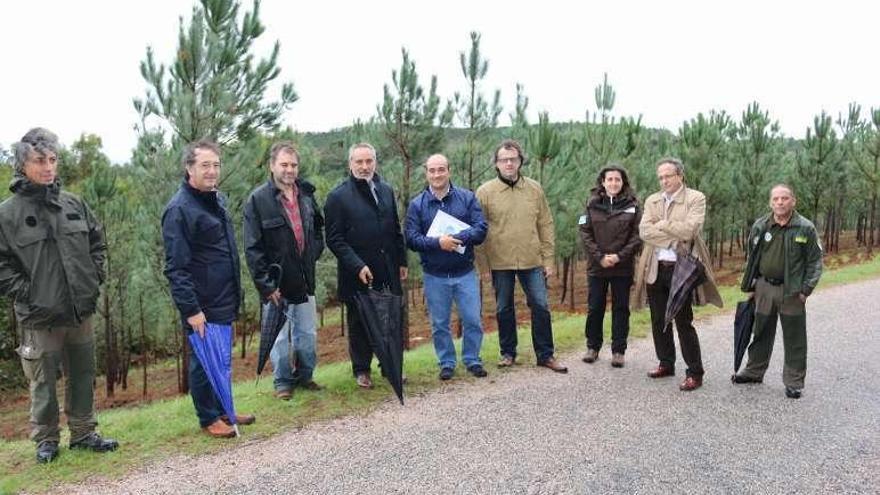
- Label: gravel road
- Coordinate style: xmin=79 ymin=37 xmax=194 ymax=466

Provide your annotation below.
xmin=66 ymin=279 xmax=880 ymax=494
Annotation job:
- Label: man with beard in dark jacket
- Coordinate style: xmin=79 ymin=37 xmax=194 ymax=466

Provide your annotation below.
xmin=324 ymin=143 xmax=407 ymax=389
xmin=578 ymin=164 xmax=642 ymax=368
xmin=244 ymin=142 xmax=324 ymax=400
xmin=162 ymin=139 xmax=254 ymax=438
xmin=0 ymin=128 xmax=118 ymax=463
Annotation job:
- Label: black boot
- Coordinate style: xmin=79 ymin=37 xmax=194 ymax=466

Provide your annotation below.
xmin=36 ymin=441 xmax=59 ymax=463
xmin=70 ymin=432 xmax=119 ymax=453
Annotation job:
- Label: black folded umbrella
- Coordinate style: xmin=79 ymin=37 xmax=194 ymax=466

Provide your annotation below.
xmin=257 ymin=264 xmax=288 ymax=376
xmin=733 ymin=298 xmax=756 ymax=372
xmin=351 ymin=288 xmax=404 ymax=405
xmin=663 ymin=250 xmax=707 ymax=329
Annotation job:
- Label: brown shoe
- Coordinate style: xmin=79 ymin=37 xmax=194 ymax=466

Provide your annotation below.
xmin=356 ymin=373 xmax=373 ymax=389
xmin=221 ymin=414 xmax=256 ymax=426
xmin=274 ymin=389 xmax=293 ymax=400
xmin=679 ymin=376 xmax=703 ymax=391
xmin=647 ymin=365 xmax=675 ymax=378
xmin=203 ymin=419 xmax=235 ymax=438
xmin=581 ymin=349 xmax=599 ymax=363
xmin=538 ymin=357 xmax=568 ymax=374
xmin=301 ymin=381 xmax=324 ymax=391
xmin=497 ymin=355 xmax=516 ymax=367
xmin=611 ymin=353 xmax=625 ymax=368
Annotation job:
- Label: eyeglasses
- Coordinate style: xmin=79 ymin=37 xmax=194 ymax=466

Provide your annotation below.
xmin=496 ymin=157 xmax=520 ymax=165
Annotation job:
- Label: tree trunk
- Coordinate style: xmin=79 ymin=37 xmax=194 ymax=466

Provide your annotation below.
xmin=341 ymin=303 xmax=346 ymax=337
xmin=560 ymin=257 xmax=570 ymax=304
xmin=103 ymin=290 xmax=115 ymax=398
xmin=140 ymin=293 xmax=148 ymax=398
xmin=568 ymin=256 xmax=576 ymax=312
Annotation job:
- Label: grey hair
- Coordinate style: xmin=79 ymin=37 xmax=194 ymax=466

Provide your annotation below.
xmin=770 ymin=183 xmax=796 ymax=198
xmin=348 ymin=142 xmax=377 ymax=162
xmin=181 ymin=139 xmax=221 ymax=170
xmin=12 ymin=128 xmax=60 ymax=176
xmin=269 ymin=141 xmax=300 ymax=165
xmin=655 ymin=156 xmax=685 ymax=176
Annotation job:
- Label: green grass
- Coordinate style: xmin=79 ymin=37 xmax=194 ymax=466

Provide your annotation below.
xmin=3 ymin=256 xmax=879 ymax=494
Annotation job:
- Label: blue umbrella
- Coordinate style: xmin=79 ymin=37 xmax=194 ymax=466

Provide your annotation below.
xmin=188 ymin=322 xmax=240 ymax=437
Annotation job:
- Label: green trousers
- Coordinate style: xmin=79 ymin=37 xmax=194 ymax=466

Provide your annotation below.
xmin=742 ymin=278 xmax=808 ymax=389
xmin=17 ymin=318 xmax=97 ymax=445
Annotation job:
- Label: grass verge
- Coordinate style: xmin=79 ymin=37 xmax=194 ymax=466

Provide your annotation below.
xmin=2 ymin=255 xmax=878 ymax=494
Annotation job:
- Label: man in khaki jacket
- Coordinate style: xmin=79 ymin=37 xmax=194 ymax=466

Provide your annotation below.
xmin=634 ymin=157 xmax=722 ymax=391
xmin=476 ymin=139 xmax=567 ymax=373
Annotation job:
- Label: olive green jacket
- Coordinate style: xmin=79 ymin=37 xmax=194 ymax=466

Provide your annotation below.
xmin=475 ymin=176 xmax=555 ymax=273
xmin=0 ymin=178 xmax=105 ymax=328
xmin=740 ymin=212 xmax=823 ymax=298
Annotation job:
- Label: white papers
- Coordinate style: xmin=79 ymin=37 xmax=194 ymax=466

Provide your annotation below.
xmin=427 ymin=209 xmax=470 ymax=254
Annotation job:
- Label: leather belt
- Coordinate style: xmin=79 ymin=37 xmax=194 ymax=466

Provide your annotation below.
xmin=762 ymin=276 xmax=784 ymax=286
xmin=658 ymin=261 xmax=676 ymax=268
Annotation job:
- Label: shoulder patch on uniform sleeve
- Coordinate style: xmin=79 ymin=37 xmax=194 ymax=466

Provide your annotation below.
xmin=794 ymin=235 xmax=807 ymax=243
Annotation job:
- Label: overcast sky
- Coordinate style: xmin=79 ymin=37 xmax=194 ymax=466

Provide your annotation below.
xmin=1 ymin=0 xmax=877 ymax=164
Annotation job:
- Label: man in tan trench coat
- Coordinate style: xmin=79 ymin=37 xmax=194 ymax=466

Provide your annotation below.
xmin=633 ymin=157 xmax=722 ymax=391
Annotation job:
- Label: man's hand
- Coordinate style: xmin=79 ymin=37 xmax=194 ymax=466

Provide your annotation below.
xmin=544 ymin=266 xmax=554 ymax=279
xmin=600 ymin=254 xmax=620 ymax=268
xmin=798 ymin=293 xmax=807 ymax=303
xmin=399 ymin=266 xmax=408 ymax=281
xmin=359 ymin=266 xmax=373 ymax=286
xmin=187 ymin=311 xmax=207 ymax=338
xmin=438 ymin=234 xmax=463 ymax=252
xmin=267 ymin=289 xmax=282 ymax=306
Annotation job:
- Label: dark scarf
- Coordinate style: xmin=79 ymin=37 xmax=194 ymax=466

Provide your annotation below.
xmin=10 ymin=177 xmax=63 ymax=210
xmin=496 ymin=170 xmax=521 ymax=188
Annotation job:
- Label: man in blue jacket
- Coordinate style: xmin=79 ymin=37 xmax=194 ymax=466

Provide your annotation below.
xmin=162 ymin=139 xmax=254 ymax=438
xmin=405 ymin=154 xmax=489 ymax=380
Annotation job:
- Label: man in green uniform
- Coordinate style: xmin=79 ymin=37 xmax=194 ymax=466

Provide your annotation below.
xmin=735 ymin=184 xmax=823 ymax=399
xmin=0 ymin=128 xmax=118 ymax=463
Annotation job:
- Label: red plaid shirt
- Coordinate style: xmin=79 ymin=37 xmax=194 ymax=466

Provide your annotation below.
xmin=280 ymin=186 xmax=305 ymax=255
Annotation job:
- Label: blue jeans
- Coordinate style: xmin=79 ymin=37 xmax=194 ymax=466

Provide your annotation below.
xmin=491 ymin=268 xmax=555 ymax=362
xmin=423 ymin=269 xmax=484 ymax=369
xmin=268 ymin=296 xmax=318 ymax=392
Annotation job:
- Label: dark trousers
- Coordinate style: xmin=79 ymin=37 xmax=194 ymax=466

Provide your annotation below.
xmin=491 ymin=268 xmax=555 ymax=363
xmin=585 ymin=275 xmax=632 ymax=354
xmin=742 ymin=278 xmax=808 ymax=388
xmin=185 ymin=330 xmax=223 ymax=428
xmin=646 ymin=264 xmax=704 ymax=377
xmin=346 ymin=301 xmax=374 ymax=376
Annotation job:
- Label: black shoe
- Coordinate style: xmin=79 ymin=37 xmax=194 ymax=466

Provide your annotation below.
xmin=36 ymin=441 xmax=59 ymax=464
xmin=70 ymin=432 xmax=119 ymax=453
xmin=785 ymin=386 xmax=803 ymax=399
xmin=467 ymin=364 xmax=488 ymax=378
xmin=439 ymin=367 xmax=454 ymax=381
xmin=731 ymin=374 xmax=763 ymax=384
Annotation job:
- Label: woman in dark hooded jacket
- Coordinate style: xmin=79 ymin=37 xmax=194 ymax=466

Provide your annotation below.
xmin=578 ymin=164 xmax=642 ymax=367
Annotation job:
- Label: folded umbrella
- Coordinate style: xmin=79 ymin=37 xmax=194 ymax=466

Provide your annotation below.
xmin=188 ymin=322 xmax=240 ymax=436
xmin=256 ymin=264 xmax=290 ymax=376
xmin=663 ymin=248 xmax=708 ymax=330
xmin=733 ymin=298 xmax=756 ymax=372
xmin=351 ymin=288 xmax=405 ymax=405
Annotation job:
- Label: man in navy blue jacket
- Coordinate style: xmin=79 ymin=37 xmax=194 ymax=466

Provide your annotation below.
xmin=405 ymin=154 xmax=489 ymax=380
xmin=162 ymin=139 xmax=254 ymax=438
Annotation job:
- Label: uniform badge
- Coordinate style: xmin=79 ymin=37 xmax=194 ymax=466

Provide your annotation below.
xmin=764 ymin=232 xmax=772 ymax=242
